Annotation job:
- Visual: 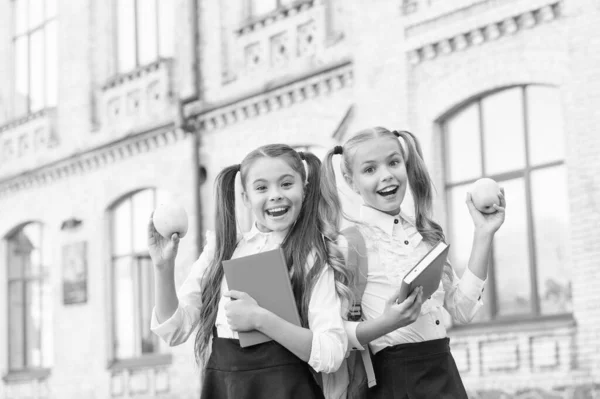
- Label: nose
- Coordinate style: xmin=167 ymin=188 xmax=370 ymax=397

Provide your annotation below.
xmin=269 ymin=188 xmax=283 ymax=201
xmin=380 ymin=168 xmax=393 ymax=182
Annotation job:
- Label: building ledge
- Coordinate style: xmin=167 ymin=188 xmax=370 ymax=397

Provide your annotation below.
xmin=2 ymin=368 xmax=51 ymax=383
xmin=107 ymin=353 xmax=172 ymax=372
xmin=235 ymin=0 xmax=314 ymax=36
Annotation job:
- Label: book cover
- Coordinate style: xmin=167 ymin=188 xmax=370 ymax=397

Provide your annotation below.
xmin=397 ymin=242 xmax=450 ymax=303
xmin=222 ymin=248 xmax=302 ymax=347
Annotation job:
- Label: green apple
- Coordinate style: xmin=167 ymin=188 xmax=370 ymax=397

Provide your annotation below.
xmin=470 ymin=178 xmax=501 ymax=214
xmin=153 ymin=201 xmax=188 ymax=238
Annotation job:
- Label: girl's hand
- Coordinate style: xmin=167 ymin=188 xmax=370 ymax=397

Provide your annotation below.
xmin=147 ymin=212 xmax=180 ymax=271
xmin=382 ymin=286 xmax=423 ymax=330
xmin=224 ymin=290 xmax=262 ymax=332
xmin=466 ymin=188 xmax=506 ymax=236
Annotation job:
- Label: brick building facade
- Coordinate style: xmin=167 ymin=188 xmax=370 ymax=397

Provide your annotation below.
xmin=0 ymin=0 xmax=598 ymax=398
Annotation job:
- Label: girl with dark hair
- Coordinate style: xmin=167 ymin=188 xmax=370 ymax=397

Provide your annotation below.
xmin=320 ymin=128 xmax=506 ymax=398
xmin=149 ymin=144 xmax=352 ymax=399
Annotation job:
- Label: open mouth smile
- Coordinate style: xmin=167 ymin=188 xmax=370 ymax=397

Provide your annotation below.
xmin=265 ymin=206 xmax=290 ymax=217
xmin=377 ymin=185 xmax=399 ymax=197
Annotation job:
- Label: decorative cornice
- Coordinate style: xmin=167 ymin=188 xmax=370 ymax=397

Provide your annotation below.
xmin=186 ymin=61 xmax=353 ymax=133
xmin=407 ymin=3 xmax=561 ymax=66
xmin=0 ymin=124 xmax=185 ymax=199
xmin=235 ymin=0 xmax=315 ymax=36
xmin=0 ymin=108 xmax=56 ymax=133
xmin=101 ymin=58 xmax=173 ymax=91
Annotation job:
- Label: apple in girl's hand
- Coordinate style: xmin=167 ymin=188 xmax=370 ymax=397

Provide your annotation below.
xmin=470 ymin=178 xmax=501 ymax=214
xmin=153 ymin=201 xmax=188 ymax=238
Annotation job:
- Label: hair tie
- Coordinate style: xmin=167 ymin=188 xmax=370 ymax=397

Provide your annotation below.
xmin=391 ymin=130 xmax=401 ymax=138
xmin=298 ymin=151 xmax=306 ymax=161
xmin=236 ymin=164 xmax=241 ymax=172
xmin=333 ymin=145 xmax=343 ymax=155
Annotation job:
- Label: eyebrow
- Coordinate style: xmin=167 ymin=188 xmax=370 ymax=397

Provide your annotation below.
xmin=251 ymin=174 xmax=296 ymax=185
xmin=360 ymin=151 xmax=402 ymax=166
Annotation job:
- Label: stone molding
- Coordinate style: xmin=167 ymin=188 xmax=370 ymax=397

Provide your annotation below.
xmin=407 ymin=2 xmax=561 ymax=65
xmin=185 ymin=60 xmax=353 ymax=132
xmin=0 ymin=125 xmax=185 ymax=199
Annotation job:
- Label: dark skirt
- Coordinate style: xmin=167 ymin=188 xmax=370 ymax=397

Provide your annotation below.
xmin=368 ymin=338 xmax=468 ymax=399
xmin=201 ymin=337 xmax=324 ymax=399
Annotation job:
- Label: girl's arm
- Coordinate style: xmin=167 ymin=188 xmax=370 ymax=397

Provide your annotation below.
xmin=445 ymin=190 xmax=506 ymax=323
xmin=149 ymin=215 xmax=215 ymax=345
xmin=334 ymin=234 xmax=423 ymax=349
xmin=350 ymin=287 xmax=423 ymax=347
xmin=224 ymin=265 xmax=347 ymax=373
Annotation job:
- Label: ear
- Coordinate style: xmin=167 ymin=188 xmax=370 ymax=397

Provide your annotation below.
xmin=343 ymin=173 xmax=360 ymax=194
xmin=241 ymin=191 xmax=252 ymax=209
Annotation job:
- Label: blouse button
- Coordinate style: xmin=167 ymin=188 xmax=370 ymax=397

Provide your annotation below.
xmin=394 ymin=219 xmax=399 ymax=224
xmin=404 ymin=240 xmax=409 ymax=245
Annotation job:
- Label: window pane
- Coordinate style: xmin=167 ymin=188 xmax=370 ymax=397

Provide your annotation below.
xmin=23 ymin=223 xmax=42 ymax=276
xmin=447 ymin=184 xmax=492 ymax=322
xmin=137 ymin=0 xmax=158 ymax=66
xmin=114 ymin=257 xmax=136 ymax=359
xmin=132 ymin=189 xmax=154 ymax=253
xmin=45 ymin=20 xmax=57 ymax=107
xmin=251 ymin=0 xmax=278 ymax=16
xmin=30 ymin=29 xmax=45 ymax=111
xmin=139 ymin=257 xmax=157 ymax=354
xmin=158 ymin=0 xmax=174 ymax=58
xmin=531 ymin=166 xmax=572 ymax=314
xmin=445 ymin=104 xmax=482 ymax=183
xmin=46 ymin=0 xmax=57 ymax=18
xmin=527 ymin=86 xmax=565 ymax=166
xmin=26 ymin=282 xmax=43 ymax=367
xmin=40 ymin=279 xmax=53 ymax=367
xmin=112 ymin=200 xmax=133 ymax=256
xmin=117 ymin=0 xmax=136 ymax=72
xmin=29 ymin=0 xmax=44 ymax=28
xmin=14 ymin=36 xmax=29 ymax=116
xmin=492 ymin=178 xmax=532 ymax=316
xmin=9 ymin=282 xmax=25 ymax=370
xmin=8 ymin=239 xmax=23 ymax=279
xmin=15 ymin=0 xmax=28 ymax=35
xmin=482 ymin=88 xmax=526 ymax=175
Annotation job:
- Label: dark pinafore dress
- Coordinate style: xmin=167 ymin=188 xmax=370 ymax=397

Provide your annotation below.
xmin=200 ymin=328 xmax=324 ymax=399
xmin=367 ymin=338 xmax=468 ymax=399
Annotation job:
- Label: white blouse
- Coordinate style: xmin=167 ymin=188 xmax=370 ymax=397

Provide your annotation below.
xmin=150 ymin=224 xmax=348 ymax=378
xmin=343 ymin=205 xmax=486 ymax=355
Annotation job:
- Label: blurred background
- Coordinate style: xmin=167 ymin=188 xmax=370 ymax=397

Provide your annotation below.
xmin=0 ymin=0 xmax=599 ymax=398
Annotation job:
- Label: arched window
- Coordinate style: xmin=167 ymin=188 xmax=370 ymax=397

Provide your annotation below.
xmin=110 ymin=188 xmax=168 ymax=360
xmin=6 ymin=222 xmax=51 ymax=371
xmin=441 ymin=85 xmax=571 ymax=322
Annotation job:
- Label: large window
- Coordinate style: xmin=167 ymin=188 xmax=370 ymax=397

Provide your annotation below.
xmin=110 ymin=189 xmax=168 ymax=359
xmin=12 ymin=0 xmax=58 ymax=117
xmin=442 ymin=85 xmax=571 ymax=322
xmin=7 ymin=223 xmax=51 ymax=371
xmin=115 ymin=0 xmax=174 ymax=74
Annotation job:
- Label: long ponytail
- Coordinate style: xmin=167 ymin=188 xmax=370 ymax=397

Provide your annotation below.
xmin=393 ymin=130 xmax=445 ymax=246
xmin=194 ymin=164 xmax=240 ymax=364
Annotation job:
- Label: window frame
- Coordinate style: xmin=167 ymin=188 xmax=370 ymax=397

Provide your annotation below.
xmin=11 ymin=0 xmax=57 ymax=118
xmin=5 ymin=222 xmax=48 ymax=372
xmin=113 ymin=0 xmax=173 ymax=75
xmin=108 ymin=188 xmax=165 ymax=365
xmin=440 ymin=84 xmax=569 ymax=324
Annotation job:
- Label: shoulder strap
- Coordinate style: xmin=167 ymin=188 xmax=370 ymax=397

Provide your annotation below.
xmin=341 ymin=225 xmax=368 ymax=321
xmin=341 ymin=226 xmax=377 ymax=388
